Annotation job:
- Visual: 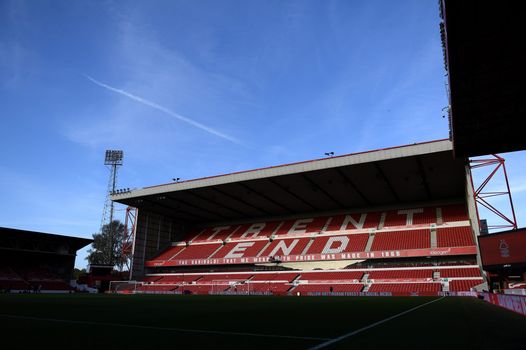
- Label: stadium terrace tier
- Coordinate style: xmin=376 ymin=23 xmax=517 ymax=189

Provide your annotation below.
xmin=111 ymin=140 xmax=486 ymax=295
xmin=145 ymin=204 xmax=475 ymax=267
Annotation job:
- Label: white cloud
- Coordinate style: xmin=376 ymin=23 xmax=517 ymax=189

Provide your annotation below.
xmin=84 ymin=75 xmax=242 ymax=145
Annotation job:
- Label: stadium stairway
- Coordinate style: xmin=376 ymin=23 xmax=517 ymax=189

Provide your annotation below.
xmin=364 ymin=231 xmax=375 ymax=252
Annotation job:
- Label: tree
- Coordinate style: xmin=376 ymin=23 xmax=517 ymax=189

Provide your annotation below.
xmin=86 ymin=220 xmax=125 ymax=268
xmin=72 ymin=268 xmax=87 ymax=280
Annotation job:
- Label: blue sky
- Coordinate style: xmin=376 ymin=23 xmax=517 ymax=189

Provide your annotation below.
xmin=1 ymin=0 xmax=525 ymax=269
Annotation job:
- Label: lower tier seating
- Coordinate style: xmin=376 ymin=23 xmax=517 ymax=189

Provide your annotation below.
xmin=293 ymin=284 xmax=363 ymax=293
xmin=298 ymin=271 xmax=363 ymax=281
xmin=368 ymin=283 xmax=441 ymax=293
xmin=449 ymin=279 xmax=483 ymax=291
xmin=137 ymin=265 xmax=484 ymax=295
xmin=367 ymin=269 xmax=433 ymax=280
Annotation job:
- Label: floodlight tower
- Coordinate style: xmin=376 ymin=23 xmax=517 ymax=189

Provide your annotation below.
xmin=100 ymin=150 xmax=123 ymax=265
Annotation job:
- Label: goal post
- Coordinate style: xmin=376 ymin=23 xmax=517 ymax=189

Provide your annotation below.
xmin=108 ymin=280 xmax=140 ymax=294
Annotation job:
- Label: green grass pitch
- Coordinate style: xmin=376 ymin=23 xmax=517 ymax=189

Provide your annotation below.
xmin=1 ymin=294 xmax=525 ymax=349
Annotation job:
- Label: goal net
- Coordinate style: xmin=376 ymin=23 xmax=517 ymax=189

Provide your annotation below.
xmin=108 ymin=280 xmax=141 ymax=294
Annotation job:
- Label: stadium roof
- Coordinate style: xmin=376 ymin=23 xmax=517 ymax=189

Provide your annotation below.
xmin=0 ymin=227 xmax=92 ymax=252
xmin=112 ymin=139 xmax=467 ymax=223
xmin=441 ymin=0 xmax=526 ymax=157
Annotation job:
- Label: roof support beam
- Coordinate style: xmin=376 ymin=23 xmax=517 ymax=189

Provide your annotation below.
xmin=301 ymin=173 xmax=345 ymax=208
xmin=374 ymin=163 xmax=401 ymax=202
xmin=211 ymin=187 xmax=271 ymax=216
xmin=142 ymin=198 xmax=203 ymax=221
xmin=237 ymin=183 xmax=295 ymax=214
xmin=268 ymin=178 xmax=319 ymax=211
xmin=415 ymin=157 xmax=432 ymax=200
xmin=164 ymin=195 xmax=228 ymax=220
xmin=334 ymin=168 xmax=372 ymax=206
xmin=186 ymin=190 xmax=250 ymax=217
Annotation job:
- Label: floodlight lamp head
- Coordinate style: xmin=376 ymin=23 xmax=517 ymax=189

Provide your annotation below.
xmin=104 ymin=150 xmax=124 ymax=165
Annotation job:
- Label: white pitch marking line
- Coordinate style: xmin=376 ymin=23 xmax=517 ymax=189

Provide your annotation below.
xmin=0 ymin=313 xmax=329 ymax=341
xmin=308 ymin=296 xmax=446 ymax=349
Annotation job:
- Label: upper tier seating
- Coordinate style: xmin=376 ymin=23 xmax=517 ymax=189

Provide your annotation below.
xmin=151 ymin=245 xmax=186 ymax=261
xmin=181 ymin=204 xmax=468 ymax=242
xmin=384 ymin=207 xmax=437 ymax=227
xmin=306 ymin=234 xmax=369 ymax=254
xmin=371 ymin=230 xmax=430 ymax=251
xmin=260 ymin=238 xmax=311 ymax=257
xmin=436 ymin=227 xmax=475 ymax=247
xmin=172 ymin=243 xmax=222 ymax=260
xmin=441 ymin=205 xmax=469 ymax=222
xmin=211 ymin=241 xmax=268 ymax=259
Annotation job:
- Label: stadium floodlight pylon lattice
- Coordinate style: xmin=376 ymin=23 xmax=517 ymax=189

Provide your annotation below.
xmin=100 ymin=150 xmax=124 ymax=268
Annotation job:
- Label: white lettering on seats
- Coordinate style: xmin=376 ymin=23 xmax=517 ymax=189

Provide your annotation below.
xmin=268 ymin=239 xmax=299 ymax=256
xmin=241 ymin=223 xmax=266 ymax=238
xmin=207 ymin=226 xmax=231 ymax=240
xmin=340 ymin=214 xmax=367 ymax=230
xmin=288 ymin=218 xmax=313 ymax=234
xmin=397 ymin=208 xmax=424 ymax=226
xmin=322 ymin=236 xmax=349 ymax=254
xmin=224 ymin=242 xmax=255 ymax=259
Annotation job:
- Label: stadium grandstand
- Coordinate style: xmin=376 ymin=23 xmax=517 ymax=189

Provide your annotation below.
xmin=110 ymin=139 xmax=488 ymax=296
xmin=0 ymin=227 xmax=92 ymax=293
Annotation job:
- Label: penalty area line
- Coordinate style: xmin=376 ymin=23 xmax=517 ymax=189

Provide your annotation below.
xmin=0 ymin=313 xmax=330 ymax=341
xmin=309 ymin=296 xmax=447 ymax=350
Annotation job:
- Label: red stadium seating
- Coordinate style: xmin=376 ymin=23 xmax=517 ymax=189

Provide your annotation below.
xmin=182 ymin=284 xmax=229 ymax=294
xmin=441 ymin=204 xmax=469 ymax=222
xmin=367 ymin=269 xmax=433 ymax=280
xmin=250 ymin=273 xmax=299 ymax=282
xmin=172 ymin=243 xmax=222 ymax=260
xmin=438 ymin=268 xmax=481 ymax=278
xmin=293 ymin=284 xmax=363 ymax=294
xmin=137 ymin=284 xmax=177 ymax=292
xmin=155 ymin=275 xmax=201 ymax=284
xmin=368 ymin=283 xmax=441 ymax=293
xmin=306 ymin=234 xmax=369 ymax=254
xmin=151 ymin=245 xmax=186 ymax=261
xmin=211 ymin=240 xmax=268 ymax=259
xmin=234 ymin=282 xmax=292 ymax=294
xmin=449 ymin=279 xmax=482 ymax=291
xmin=197 ymin=273 xmax=253 ymax=283
xmin=299 ymin=271 xmax=364 ymax=281
xmin=384 ymin=207 xmax=436 ymax=227
xmin=371 ymin=230 xmax=430 ymax=251
xmin=260 ymin=238 xmax=311 ymax=257
xmin=436 ymin=226 xmax=475 ymax=247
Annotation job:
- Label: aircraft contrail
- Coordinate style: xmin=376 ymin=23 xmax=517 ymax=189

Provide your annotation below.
xmin=84 ymin=75 xmax=241 ymax=144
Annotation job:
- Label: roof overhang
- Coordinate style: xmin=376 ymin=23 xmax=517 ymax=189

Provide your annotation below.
xmin=113 ymin=140 xmax=467 ymax=224
xmin=440 ymin=0 xmax=526 ymax=157
xmin=0 ymin=227 xmax=92 ymax=252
